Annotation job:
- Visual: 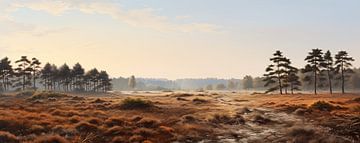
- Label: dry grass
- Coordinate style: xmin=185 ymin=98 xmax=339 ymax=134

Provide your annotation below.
xmin=0 ymin=92 xmax=358 ymax=142
xmin=119 ymin=98 xmax=153 ymax=110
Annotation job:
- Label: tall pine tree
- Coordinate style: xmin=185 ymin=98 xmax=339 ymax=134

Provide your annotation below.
xmin=335 ymin=51 xmax=354 ymax=94
xmin=302 ymin=49 xmax=324 ymax=95
xmin=263 ymin=50 xmax=290 ymax=94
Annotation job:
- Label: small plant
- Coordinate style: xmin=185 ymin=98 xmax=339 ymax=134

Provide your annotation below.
xmin=29 ymin=91 xmax=68 ymax=100
xmin=75 ymin=122 xmax=99 ymax=133
xmin=120 ymin=98 xmax=153 ymax=110
xmin=209 ymin=114 xmax=245 ymax=125
xmin=310 ymin=101 xmax=335 ymax=111
xmin=192 ymin=98 xmax=208 ymax=104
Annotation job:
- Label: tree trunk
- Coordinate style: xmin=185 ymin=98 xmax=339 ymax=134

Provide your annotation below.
xmin=327 ymin=70 xmax=332 ymax=94
xmin=341 ymin=61 xmax=345 ymax=94
xmin=22 ymin=75 xmax=26 ymax=91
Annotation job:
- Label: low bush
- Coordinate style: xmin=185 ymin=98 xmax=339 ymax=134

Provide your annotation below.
xmin=192 ymin=98 xmax=208 ymax=104
xmin=29 ymin=92 xmax=68 ymax=100
xmin=75 ymin=122 xmax=99 ymax=133
xmin=105 ymin=126 xmax=131 ymax=136
xmin=252 ymin=115 xmax=272 ymax=124
xmin=287 ymin=127 xmax=316 ymax=143
xmin=136 ymin=118 xmax=160 ymax=128
xmin=209 ymin=114 xmax=245 ymax=125
xmin=16 ymin=90 xmax=35 ymax=97
xmin=119 ymin=98 xmax=153 ymax=110
xmin=310 ymin=101 xmax=335 ymax=111
xmin=105 ymin=117 xmax=127 ymax=127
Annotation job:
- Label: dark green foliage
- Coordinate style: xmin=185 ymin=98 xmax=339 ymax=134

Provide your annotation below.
xmin=120 ymin=98 xmax=153 ymax=110
xmin=0 ymin=57 xmax=13 ymax=92
xmin=13 ymin=56 xmax=32 ymax=90
xmin=242 ymin=75 xmax=253 ymax=90
xmin=263 ymin=50 xmax=300 ymax=94
xmin=310 ymin=101 xmax=335 ymax=111
xmin=335 ymin=51 xmax=355 ymax=94
xmin=302 ymin=49 xmax=325 ymax=95
xmin=323 ymin=50 xmax=335 ymax=94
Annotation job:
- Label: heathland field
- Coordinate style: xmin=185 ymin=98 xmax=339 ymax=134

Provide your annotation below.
xmin=0 ymin=91 xmax=359 ymax=143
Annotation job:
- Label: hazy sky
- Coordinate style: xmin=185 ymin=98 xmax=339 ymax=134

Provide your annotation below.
xmin=0 ymin=0 xmax=359 ymax=79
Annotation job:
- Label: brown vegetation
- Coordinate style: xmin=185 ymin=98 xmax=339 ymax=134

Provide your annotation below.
xmin=0 ymin=92 xmax=358 ymax=142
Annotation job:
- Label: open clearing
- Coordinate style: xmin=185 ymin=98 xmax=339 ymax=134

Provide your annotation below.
xmin=0 ymin=91 xmax=359 ymax=143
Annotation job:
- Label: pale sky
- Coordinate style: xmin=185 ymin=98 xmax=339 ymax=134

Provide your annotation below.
xmin=0 ymin=0 xmax=359 ymax=79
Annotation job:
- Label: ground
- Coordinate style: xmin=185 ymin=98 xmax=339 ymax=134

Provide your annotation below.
xmin=0 ymin=91 xmax=359 ymax=143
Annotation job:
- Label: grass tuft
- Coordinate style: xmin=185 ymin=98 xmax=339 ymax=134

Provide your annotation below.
xmin=119 ymin=98 xmax=153 ymax=110
xmin=310 ymin=101 xmax=335 ymax=111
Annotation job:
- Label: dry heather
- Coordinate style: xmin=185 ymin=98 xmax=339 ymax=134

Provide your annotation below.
xmin=0 ymin=92 xmax=358 ymax=142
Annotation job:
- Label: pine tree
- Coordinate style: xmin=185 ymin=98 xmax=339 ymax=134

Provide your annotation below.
xmin=98 ymin=71 xmax=112 ymax=92
xmin=58 ymin=64 xmax=71 ymax=91
xmin=50 ymin=64 xmax=59 ymax=91
xmin=128 ymin=75 xmax=136 ymax=90
xmin=335 ymin=51 xmax=355 ymax=94
xmin=30 ymin=58 xmax=41 ymax=90
xmin=41 ymin=63 xmax=52 ymax=90
xmin=243 ymin=75 xmax=253 ymax=90
xmin=263 ymin=50 xmax=290 ymax=94
xmin=14 ymin=56 xmax=32 ymax=90
xmin=88 ymin=68 xmax=100 ymax=92
xmin=72 ymin=63 xmax=85 ymax=91
xmin=302 ymin=49 xmax=324 ymax=95
xmin=284 ymin=64 xmax=301 ymax=94
xmin=323 ymin=50 xmax=335 ymax=94
xmin=0 ymin=57 xmax=13 ymax=91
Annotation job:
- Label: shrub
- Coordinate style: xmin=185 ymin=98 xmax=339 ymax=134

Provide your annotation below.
xmin=30 ymin=125 xmax=46 ymax=135
xmin=91 ymin=98 xmax=106 ymax=103
xmin=105 ymin=117 xmax=127 ymax=127
xmin=0 ymin=131 xmax=19 ymax=143
xmin=310 ymin=101 xmax=335 ymax=111
xmin=237 ymin=107 xmax=251 ymax=114
xmin=252 ymin=115 xmax=272 ymax=124
xmin=105 ymin=126 xmax=131 ymax=136
xmin=192 ymin=98 xmax=208 ymax=104
xmin=136 ymin=118 xmax=160 ymax=128
xmin=293 ymin=108 xmax=308 ymax=116
xmin=183 ymin=115 xmax=197 ymax=123
xmin=75 ymin=122 xmax=99 ymax=133
xmin=287 ymin=127 xmax=316 ymax=143
xmin=87 ymin=118 xmax=102 ymax=125
xmin=209 ymin=114 xmax=245 ymax=125
xmin=33 ymin=135 xmax=70 ymax=143
xmin=29 ymin=92 xmax=68 ymax=100
xmin=16 ymin=90 xmax=35 ymax=97
xmin=120 ymin=98 xmax=153 ymax=110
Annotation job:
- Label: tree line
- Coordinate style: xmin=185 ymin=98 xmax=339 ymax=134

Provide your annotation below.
xmin=0 ymin=56 xmax=112 ymax=92
xmin=264 ymin=49 xmax=354 ymax=94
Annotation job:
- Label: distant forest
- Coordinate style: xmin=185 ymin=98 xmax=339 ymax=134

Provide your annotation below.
xmin=1 ymin=50 xmax=360 ymax=93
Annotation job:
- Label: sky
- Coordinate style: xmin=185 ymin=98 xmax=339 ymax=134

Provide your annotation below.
xmin=0 ymin=0 xmax=359 ymax=79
